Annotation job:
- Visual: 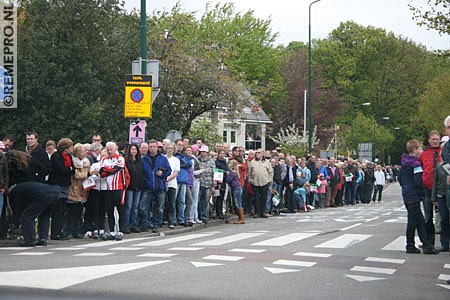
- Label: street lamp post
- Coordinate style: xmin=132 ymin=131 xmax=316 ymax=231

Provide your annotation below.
xmin=308 ymin=0 xmax=322 ymax=153
xmin=373 ymin=116 xmax=389 ymax=162
xmin=140 ymin=0 xmax=147 ymax=74
xmin=351 ymin=102 xmax=371 ymax=158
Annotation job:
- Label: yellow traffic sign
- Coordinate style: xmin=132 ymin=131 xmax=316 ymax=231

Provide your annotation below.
xmin=124 ymin=74 xmax=152 ymax=118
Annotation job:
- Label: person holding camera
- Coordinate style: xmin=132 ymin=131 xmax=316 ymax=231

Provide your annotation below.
xmin=140 ymin=140 xmax=172 ymax=233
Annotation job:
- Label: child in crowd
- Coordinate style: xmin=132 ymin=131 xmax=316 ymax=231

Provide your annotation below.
xmin=399 ymin=139 xmax=438 ymax=254
xmin=227 ymin=160 xmax=244 ymax=224
xmin=316 ymin=173 xmax=327 ymax=208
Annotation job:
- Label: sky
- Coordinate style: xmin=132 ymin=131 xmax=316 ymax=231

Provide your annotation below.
xmin=124 ymin=0 xmax=450 ymax=50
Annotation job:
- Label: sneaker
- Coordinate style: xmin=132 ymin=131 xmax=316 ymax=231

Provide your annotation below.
xmin=195 ymin=220 xmax=203 ymax=224
xmin=169 ymin=224 xmax=175 ymax=230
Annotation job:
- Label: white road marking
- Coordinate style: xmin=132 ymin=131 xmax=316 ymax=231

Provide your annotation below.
xmin=365 ymin=257 xmax=405 ymax=264
xmin=137 ymin=253 xmax=178 ymax=258
xmin=382 ymin=236 xmax=420 ymax=251
xmin=273 ymin=260 xmax=316 ymax=267
xmin=444 ymin=264 xmax=450 ymax=269
xmin=350 ymin=266 xmax=396 ymax=275
xmin=0 ymin=261 xmax=170 ymax=290
xmin=340 ymin=223 xmax=362 ymax=231
xmin=0 ymin=247 xmax=33 ymax=250
xmin=436 ymin=284 xmax=450 ymax=290
xmin=315 ymin=234 xmax=371 ymax=248
xmin=76 ymin=237 xmax=149 ymax=248
xmin=438 ymin=274 xmax=450 ymax=281
xmin=229 ymin=248 xmax=266 ymax=253
xmin=345 ymin=274 xmax=386 ymax=282
xmin=168 ymin=247 xmax=203 ymax=251
xmin=11 ymin=252 xmax=53 ymax=256
xmin=135 ymin=233 xmax=215 ymax=246
xmin=74 ymin=253 xmax=114 ymax=257
xmin=252 ymin=232 xmax=318 ymax=246
xmin=193 ymin=232 xmax=266 ymax=246
xmin=109 ymin=247 xmax=145 ymax=251
xmin=203 ymin=255 xmax=244 ymax=261
xmin=264 ymin=267 xmax=300 ymax=274
xmin=52 ymin=248 xmax=84 ymax=251
xmin=191 ymin=261 xmax=223 ymax=268
xmin=293 ymin=252 xmax=332 ymax=258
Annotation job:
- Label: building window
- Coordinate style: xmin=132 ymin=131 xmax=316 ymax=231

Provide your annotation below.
xmin=230 ymin=130 xmax=236 ymax=143
xmin=223 ymin=130 xmax=227 ymax=143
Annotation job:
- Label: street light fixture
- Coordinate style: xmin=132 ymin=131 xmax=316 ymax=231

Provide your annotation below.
xmin=308 ymin=0 xmax=322 ymax=153
xmin=351 ymin=102 xmax=371 ymax=158
xmin=373 ymin=116 xmax=389 ymax=162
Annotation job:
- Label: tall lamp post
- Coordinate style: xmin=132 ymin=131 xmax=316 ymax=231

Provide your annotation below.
xmin=373 ymin=116 xmax=389 ymax=162
xmin=308 ymin=0 xmax=322 ymax=153
xmin=140 ymin=0 xmax=147 ymax=74
xmin=351 ymin=102 xmax=371 ymax=158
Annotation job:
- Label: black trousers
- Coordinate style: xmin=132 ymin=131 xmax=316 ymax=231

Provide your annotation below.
xmin=405 ymin=201 xmax=432 ymax=250
xmin=252 ymin=184 xmax=269 ymax=217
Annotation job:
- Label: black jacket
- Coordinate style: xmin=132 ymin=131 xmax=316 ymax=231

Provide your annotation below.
xmin=49 ymin=151 xmax=74 ymax=187
xmin=126 ymin=158 xmax=145 ymax=191
xmin=28 ymin=146 xmax=52 ymax=183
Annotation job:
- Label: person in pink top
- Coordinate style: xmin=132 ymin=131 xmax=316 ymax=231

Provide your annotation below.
xmin=317 ymin=173 xmax=328 ymax=208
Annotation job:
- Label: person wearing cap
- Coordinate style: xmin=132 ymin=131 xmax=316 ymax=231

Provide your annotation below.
xmin=248 ymin=148 xmax=273 ymax=218
xmin=419 ymin=130 xmax=442 ymax=249
xmin=197 ymin=144 xmax=215 ymax=223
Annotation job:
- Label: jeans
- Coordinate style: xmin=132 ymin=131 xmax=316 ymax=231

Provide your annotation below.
xmin=233 ymin=188 xmax=243 ymax=210
xmin=265 ymin=183 xmax=274 ymax=214
xmin=190 ymin=179 xmax=200 ymax=221
xmin=140 ymin=189 xmax=166 ymax=229
xmin=345 ymin=181 xmax=356 ymax=205
xmin=167 ymin=187 xmax=177 ymax=226
xmin=295 ymin=188 xmax=307 ymax=208
xmin=176 ymin=183 xmax=187 ymax=224
xmin=198 ymin=187 xmax=211 ymax=222
xmin=372 ymin=185 xmax=383 ymax=202
xmin=405 ymin=201 xmax=432 ymax=250
xmin=437 ymin=195 xmax=449 ymax=249
xmin=0 ymin=192 xmax=3 ymax=221
xmin=124 ymin=189 xmax=141 ymax=228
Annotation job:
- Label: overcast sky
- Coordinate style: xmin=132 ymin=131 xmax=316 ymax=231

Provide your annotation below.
xmin=124 ymin=0 xmax=449 ymax=50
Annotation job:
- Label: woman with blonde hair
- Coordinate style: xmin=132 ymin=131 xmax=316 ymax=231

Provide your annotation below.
xmin=67 ymin=143 xmax=90 ymax=238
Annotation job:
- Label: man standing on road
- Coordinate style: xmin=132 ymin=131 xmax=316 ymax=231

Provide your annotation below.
xmin=419 ymin=130 xmax=441 ymax=249
xmin=248 ymin=149 xmax=273 ymax=218
xmin=141 ymin=140 xmax=171 ymax=233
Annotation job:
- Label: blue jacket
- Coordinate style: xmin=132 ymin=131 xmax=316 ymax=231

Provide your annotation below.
xmin=175 ymin=151 xmax=192 ymax=184
xmin=399 ymin=153 xmax=424 ymax=203
xmin=142 ymin=153 xmax=172 ymax=192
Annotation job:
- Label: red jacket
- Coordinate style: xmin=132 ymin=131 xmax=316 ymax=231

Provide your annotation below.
xmin=419 ymin=146 xmax=441 ymax=190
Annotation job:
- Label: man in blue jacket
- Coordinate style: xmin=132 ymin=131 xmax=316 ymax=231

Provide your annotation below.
xmin=174 ymin=139 xmax=192 ymax=226
xmin=140 ymin=140 xmax=171 ymax=233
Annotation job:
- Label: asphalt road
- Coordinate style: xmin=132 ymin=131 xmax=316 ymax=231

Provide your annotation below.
xmin=0 ymin=182 xmax=449 ymax=300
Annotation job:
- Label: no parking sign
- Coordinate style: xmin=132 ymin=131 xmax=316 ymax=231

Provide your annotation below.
xmin=124 ymin=74 xmax=152 ymax=118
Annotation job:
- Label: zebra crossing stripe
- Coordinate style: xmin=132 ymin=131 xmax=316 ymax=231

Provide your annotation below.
xmin=229 ymin=248 xmax=266 ymax=253
xmin=438 ymin=274 xmax=450 ymax=281
xmin=203 ymin=255 xmax=244 ymax=261
xmin=74 ymin=253 xmax=114 ymax=257
xmin=252 ymin=232 xmax=318 ymax=246
xmin=11 ymin=252 xmax=53 ymax=256
xmin=382 ymin=236 xmax=420 ymax=251
xmin=137 ymin=253 xmax=178 ymax=258
xmin=350 ymin=266 xmax=396 ymax=275
xmin=193 ymin=232 xmax=266 ymax=246
xmin=365 ymin=257 xmax=405 ymax=264
xmin=293 ymin=252 xmax=332 ymax=258
xmin=168 ymin=247 xmax=203 ymax=251
xmin=273 ymin=260 xmax=316 ymax=267
xmin=315 ymin=234 xmax=371 ymax=248
xmin=135 ymin=233 xmax=216 ymax=246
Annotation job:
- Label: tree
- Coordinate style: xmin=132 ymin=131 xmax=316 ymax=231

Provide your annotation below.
xmin=414 ymin=72 xmax=450 ymax=133
xmin=269 ymin=124 xmax=320 ymax=157
xmin=1 ymin=0 xmax=139 ymax=145
xmin=188 ymin=117 xmax=223 ymax=149
xmin=409 ymin=0 xmax=450 ymax=35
